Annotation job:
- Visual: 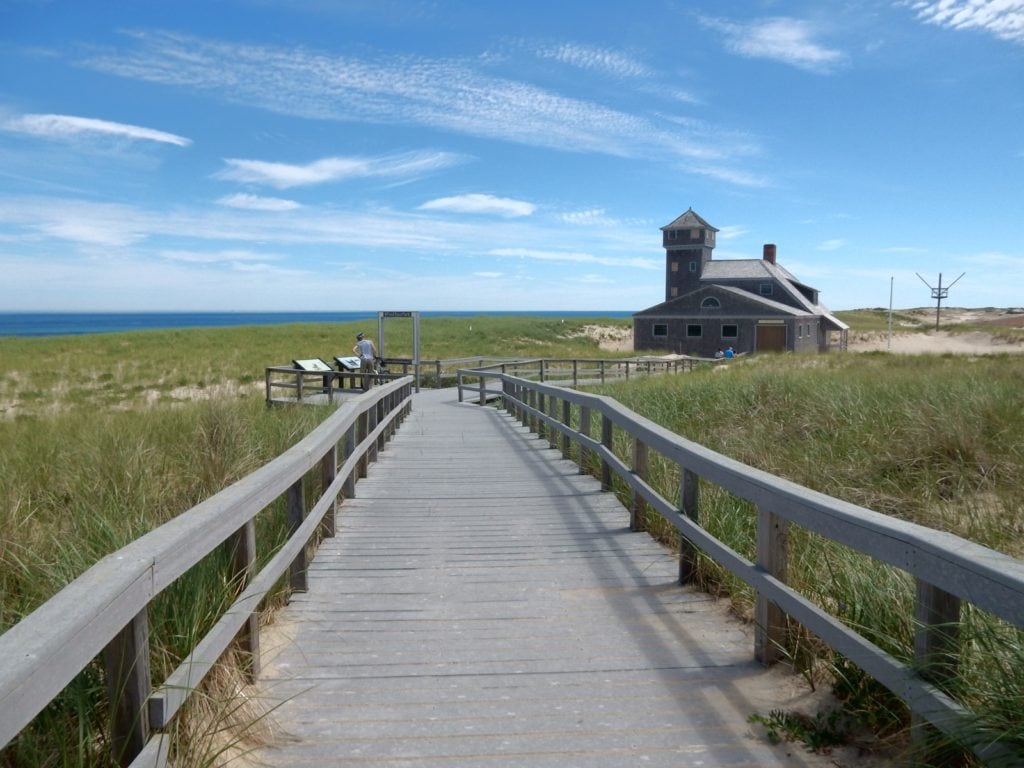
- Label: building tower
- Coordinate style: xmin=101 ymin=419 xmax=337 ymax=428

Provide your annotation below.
xmin=661 ymin=208 xmax=718 ymax=301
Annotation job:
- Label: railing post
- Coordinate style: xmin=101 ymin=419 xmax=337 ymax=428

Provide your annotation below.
xmin=625 ymin=361 xmax=630 ymax=380
xmin=630 ymin=438 xmax=648 ymax=532
xmin=579 ymin=405 xmax=591 ymax=474
xmin=478 ymin=376 xmax=485 ymax=406
xmin=296 ymin=371 xmax=304 ymax=401
xmin=520 ymin=384 xmax=530 ymax=428
xmin=548 ymin=395 xmax=559 ymax=450
xmin=600 ymin=360 xmax=606 ymax=384
xmin=561 ymin=399 xmax=571 ymax=458
xmin=230 ymin=519 xmax=260 ymax=680
xmin=755 ymin=506 xmax=788 ymax=665
xmin=265 ymin=368 xmax=272 ymax=404
xmin=678 ymin=468 xmax=700 ymax=584
xmin=911 ymin=580 xmax=962 ymax=755
xmin=343 ymin=424 xmax=357 ymax=498
xmin=376 ymin=399 xmax=386 ymax=453
xmin=287 ymin=478 xmax=307 ymax=594
xmin=600 ymin=414 xmax=613 ymax=491
xmin=537 ymin=392 xmax=547 ymax=440
xmin=357 ymin=411 xmax=369 ymax=479
xmin=540 ymin=359 xmax=546 ymax=382
xmin=103 ymin=610 xmax=152 ymax=767
xmin=321 ymin=445 xmax=337 ymax=537
xmin=573 ymin=359 xmax=578 ymax=388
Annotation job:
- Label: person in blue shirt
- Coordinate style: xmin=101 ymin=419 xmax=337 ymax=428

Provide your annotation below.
xmin=723 ymin=346 xmax=735 ymax=359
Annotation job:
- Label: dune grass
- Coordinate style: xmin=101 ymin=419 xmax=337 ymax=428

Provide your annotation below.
xmin=590 ymin=352 xmax=1024 ymax=764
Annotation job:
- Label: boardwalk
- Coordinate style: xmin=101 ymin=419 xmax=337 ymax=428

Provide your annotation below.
xmin=252 ymin=389 xmax=835 ymax=767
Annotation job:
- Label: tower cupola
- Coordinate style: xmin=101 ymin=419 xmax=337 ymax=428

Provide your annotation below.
xmin=661 ymin=208 xmax=717 ymax=301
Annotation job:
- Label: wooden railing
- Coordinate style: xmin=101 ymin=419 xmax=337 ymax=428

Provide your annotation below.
xmin=456 ymin=356 xmax=703 ymax=403
xmin=463 ymin=371 xmax=1024 ymax=763
xmin=0 ymin=378 xmax=414 ymax=768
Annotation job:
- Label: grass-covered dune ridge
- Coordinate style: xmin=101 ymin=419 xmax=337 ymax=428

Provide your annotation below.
xmin=0 ymin=315 xmax=631 ymax=419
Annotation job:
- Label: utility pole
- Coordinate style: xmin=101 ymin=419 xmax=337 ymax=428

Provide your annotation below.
xmin=916 ymin=272 xmax=965 ymax=330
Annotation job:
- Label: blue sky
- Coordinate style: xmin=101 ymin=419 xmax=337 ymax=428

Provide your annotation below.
xmin=0 ymin=0 xmax=1021 ymax=312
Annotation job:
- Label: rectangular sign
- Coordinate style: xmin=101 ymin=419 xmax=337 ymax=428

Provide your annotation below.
xmin=381 ymin=311 xmax=414 ymax=318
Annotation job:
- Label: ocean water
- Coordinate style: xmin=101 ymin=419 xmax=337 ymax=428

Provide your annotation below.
xmin=0 ymin=311 xmax=633 ymax=338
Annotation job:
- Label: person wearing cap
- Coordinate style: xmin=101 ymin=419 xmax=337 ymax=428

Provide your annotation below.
xmin=353 ymin=332 xmax=377 ymax=389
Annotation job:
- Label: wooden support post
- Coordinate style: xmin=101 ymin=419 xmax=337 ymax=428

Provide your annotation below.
xmin=539 ymin=359 xmax=546 ymax=382
xmin=375 ymin=400 xmax=385 ymax=453
xmin=287 ymin=479 xmax=307 ymax=594
xmin=102 ymin=610 xmax=152 ymax=767
xmin=368 ymin=405 xmax=379 ymax=464
xmin=678 ymin=468 xmax=700 ymax=584
xmin=296 ymin=371 xmax=304 ymax=401
xmin=537 ymin=393 xmax=546 ymax=440
xmin=343 ymin=425 xmax=357 ymax=498
xmin=321 ymin=445 xmax=337 ymax=538
xmin=548 ymin=395 xmax=559 ymax=450
xmin=600 ymin=360 xmax=606 ymax=384
xmin=579 ymin=405 xmax=591 ymax=474
xmin=357 ymin=412 xmax=369 ymax=479
xmin=561 ymin=399 xmax=571 ymax=459
xmin=911 ymin=579 xmax=962 ymax=755
xmin=264 ymin=368 xmax=272 ymax=404
xmin=630 ymin=437 xmax=648 ymax=532
xmin=572 ymin=359 xmax=578 ymax=388
xmin=230 ymin=519 xmax=260 ymax=680
xmin=600 ymin=414 xmax=613 ymax=491
xmin=755 ymin=506 xmax=788 ymax=665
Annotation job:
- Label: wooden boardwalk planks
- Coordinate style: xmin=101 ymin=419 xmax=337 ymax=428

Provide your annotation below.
xmin=252 ymin=389 xmax=835 ymax=767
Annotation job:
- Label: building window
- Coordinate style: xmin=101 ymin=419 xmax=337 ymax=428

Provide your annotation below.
xmin=671 ymin=260 xmax=679 ymax=272
xmin=686 ymin=324 xmax=702 ymax=338
xmin=653 ymin=324 xmax=668 ymax=337
xmin=759 ymin=283 xmax=773 ymax=295
xmin=670 ymin=287 xmax=678 ymax=297
xmin=797 ymin=325 xmax=803 ymax=338
xmin=691 ymin=228 xmax=700 ymax=239
xmin=722 ymin=324 xmax=738 ymax=338
xmin=668 ymin=230 xmax=677 ymax=240
xmin=689 ymin=260 xmax=697 ymax=272
xmin=701 ymin=297 xmax=720 ymax=309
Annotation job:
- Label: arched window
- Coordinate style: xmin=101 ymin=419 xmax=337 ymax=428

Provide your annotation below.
xmin=701 ymin=297 xmax=721 ymax=309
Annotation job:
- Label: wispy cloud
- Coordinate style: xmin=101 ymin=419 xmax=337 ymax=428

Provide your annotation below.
xmin=419 ymin=193 xmax=536 ymax=217
xmin=216 ymin=193 xmax=301 ymax=211
xmin=906 ymin=1 xmax=1024 ymax=44
xmin=2 ymin=113 xmax=191 ymax=146
xmin=699 ymin=16 xmax=844 ymax=72
xmin=690 ymin=164 xmax=772 ymax=188
xmin=559 ymin=208 xmax=619 ymax=226
xmin=473 ymin=271 xmax=504 ymax=278
xmin=818 ymin=238 xmax=846 ymax=251
xmin=216 ymin=151 xmax=462 ymax=189
xmin=490 ymin=247 xmax=659 ymax=269
xmin=160 ymin=248 xmax=278 ymax=264
xmin=715 ymin=225 xmax=749 ymax=240
xmin=79 ymin=30 xmax=754 ymax=168
xmin=534 ymin=42 xmax=650 ymax=78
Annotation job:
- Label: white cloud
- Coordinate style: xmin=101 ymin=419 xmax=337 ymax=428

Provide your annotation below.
xmin=577 ymin=273 xmax=614 ymax=284
xmin=559 ymin=208 xmax=619 ymax=226
xmin=80 ymin=30 xmax=753 ymax=165
xmin=473 ymin=271 xmax=504 ymax=278
xmin=2 ymin=113 xmax=191 ymax=146
xmin=216 ymin=193 xmax=301 ymax=211
xmin=535 ymin=42 xmax=650 ymax=78
xmin=715 ymin=225 xmax=749 ymax=240
xmin=490 ymin=247 xmax=659 ymax=269
xmin=217 ymin=151 xmax=462 ymax=189
xmin=419 ymin=193 xmax=536 ymax=217
xmin=818 ymin=238 xmax=846 ymax=251
xmin=160 ymin=248 xmax=278 ymax=264
xmin=690 ymin=164 xmax=772 ymax=188
xmin=907 ymin=1 xmax=1024 ymax=44
xmin=699 ymin=16 xmax=844 ymax=72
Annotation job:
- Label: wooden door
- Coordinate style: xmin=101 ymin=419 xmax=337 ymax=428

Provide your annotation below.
xmin=756 ymin=325 xmax=787 ymax=352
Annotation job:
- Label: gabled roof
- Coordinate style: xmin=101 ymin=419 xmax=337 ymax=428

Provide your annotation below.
xmin=661 ymin=208 xmax=718 ymax=232
xmin=634 ymin=284 xmax=813 ymax=318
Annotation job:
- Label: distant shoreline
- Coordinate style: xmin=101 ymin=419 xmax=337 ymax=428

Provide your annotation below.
xmin=0 ymin=310 xmax=634 ymax=338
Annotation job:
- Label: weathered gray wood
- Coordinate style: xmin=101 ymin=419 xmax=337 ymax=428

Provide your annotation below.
xmin=342 ymin=424 xmax=356 ymax=498
xmin=319 ymin=446 xmax=337 ymax=538
xmin=578 ymin=404 xmax=591 ymax=475
xmin=755 ymin=506 xmax=789 ymax=665
xmin=912 ymin=579 xmax=963 ymax=755
xmin=679 ymin=468 xmax=700 ymax=584
xmin=250 ymin=389 xmax=834 ymax=768
xmin=125 ymin=733 xmax=169 ymax=768
xmin=631 ymin=437 xmax=649 ymax=532
xmin=561 ymin=398 xmax=571 ymax=458
xmin=287 ymin=479 xmax=307 ymax=594
xmin=230 ymin=519 xmax=260 ymax=681
xmin=600 ymin=413 xmax=613 ymax=491
xmin=103 ymin=609 xmax=152 ymax=767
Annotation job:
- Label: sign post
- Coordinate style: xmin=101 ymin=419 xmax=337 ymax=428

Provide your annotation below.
xmin=377 ymin=311 xmax=421 ymax=392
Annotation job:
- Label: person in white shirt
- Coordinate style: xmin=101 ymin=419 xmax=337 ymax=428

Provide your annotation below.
xmin=353 ymin=332 xmax=377 ymax=389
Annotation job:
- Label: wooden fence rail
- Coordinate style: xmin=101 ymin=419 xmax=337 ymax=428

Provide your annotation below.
xmin=0 ymin=378 xmax=414 ymax=768
xmin=456 ymin=369 xmax=1024 ymax=763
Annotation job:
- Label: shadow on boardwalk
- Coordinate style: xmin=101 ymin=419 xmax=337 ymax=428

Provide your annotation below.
xmin=250 ymin=388 xmax=873 ymax=767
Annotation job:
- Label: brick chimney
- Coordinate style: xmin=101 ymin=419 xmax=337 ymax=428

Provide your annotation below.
xmin=763 ymin=243 xmax=777 ymax=264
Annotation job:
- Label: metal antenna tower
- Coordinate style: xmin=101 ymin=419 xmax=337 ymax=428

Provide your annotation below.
xmin=915 ymin=272 xmax=965 ymax=330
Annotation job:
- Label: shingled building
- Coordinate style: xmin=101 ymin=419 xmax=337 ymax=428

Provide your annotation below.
xmin=633 ymin=209 xmax=848 ymax=356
